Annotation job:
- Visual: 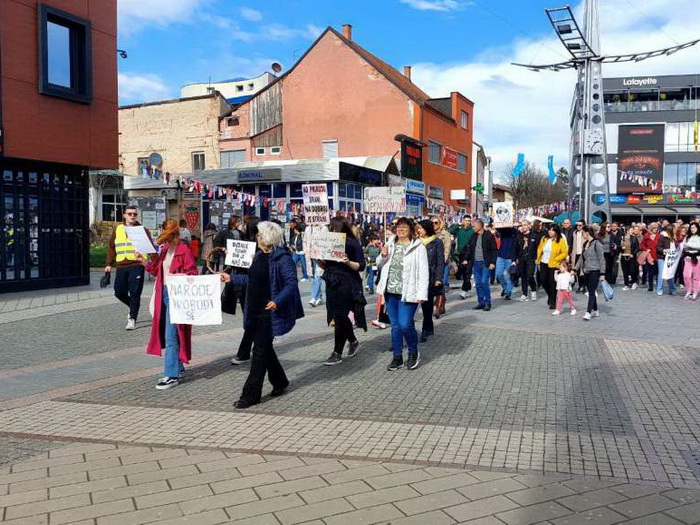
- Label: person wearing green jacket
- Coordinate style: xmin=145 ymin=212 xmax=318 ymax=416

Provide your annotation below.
xmin=449 ymin=216 xmax=475 ymax=299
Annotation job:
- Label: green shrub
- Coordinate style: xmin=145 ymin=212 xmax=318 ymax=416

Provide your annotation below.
xmin=90 ymin=244 xmax=108 ymax=268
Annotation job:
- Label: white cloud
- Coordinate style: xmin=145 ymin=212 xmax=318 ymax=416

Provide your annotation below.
xmin=399 ymin=0 xmax=464 ymax=11
xmin=411 ymin=0 xmax=700 ymax=179
xmin=118 ymin=72 xmax=173 ymax=104
xmin=118 ymin=0 xmax=205 ymax=35
xmin=240 ymin=7 xmax=263 ymax=22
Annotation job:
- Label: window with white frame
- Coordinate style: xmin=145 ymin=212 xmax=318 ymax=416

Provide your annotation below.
xmin=428 ymin=141 xmax=442 ymax=164
xmin=270 ymin=146 xmax=281 ymax=155
xmin=460 ymin=111 xmax=469 ymax=130
xmin=255 ymin=147 xmax=266 ymax=156
xmin=101 ymin=190 xmax=126 ymax=222
xmin=192 ymin=152 xmax=205 ymax=171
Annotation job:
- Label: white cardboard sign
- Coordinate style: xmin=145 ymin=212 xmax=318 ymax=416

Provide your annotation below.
xmin=167 ymin=274 xmax=222 ymax=326
xmin=124 ymin=226 xmax=156 ymax=254
xmin=302 ymin=184 xmax=330 ymax=225
xmin=224 ymin=239 xmax=256 ymax=268
xmin=363 ymin=187 xmax=407 ymax=213
xmin=308 ymin=231 xmax=346 ymax=261
xmin=492 ymin=202 xmax=515 ymax=228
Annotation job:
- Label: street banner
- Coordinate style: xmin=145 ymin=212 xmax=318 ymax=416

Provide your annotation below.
xmin=302 ymin=184 xmax=330 ymax=225
xmin=363 ymin=187 xmax=406 ymax=213
xmin=224 ymin=239 xmax=256 ymax=268
xmin=167 ymin=274 xmax=222 ymax=326
xmin=617 ymin=124 xmax=665 ymax=194
xmin=308 ymin=231 xmax=346 ymax=261
xmin=124 ymin=226 xmax=156 ymax=254
xmin=662 ymin=243 xmax=682 ymax=280
xmin=492 ymin=202 xmax=515 ymax=228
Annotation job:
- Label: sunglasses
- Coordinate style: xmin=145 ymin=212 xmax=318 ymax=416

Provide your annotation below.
xmin=125 ymin=212 xmax=138 ymax=217
xmin=432 ymin=221 xmax=439 ymax=224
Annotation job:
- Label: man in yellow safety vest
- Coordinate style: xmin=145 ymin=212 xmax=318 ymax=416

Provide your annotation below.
xmin=105 ymin=206 xmax=152 ymax=330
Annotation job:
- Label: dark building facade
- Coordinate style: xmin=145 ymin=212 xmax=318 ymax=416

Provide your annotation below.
xmin=603 ymin=74 xmax=700 ymax=221
xmin=0 ymin=0 xmax=118 ymax=292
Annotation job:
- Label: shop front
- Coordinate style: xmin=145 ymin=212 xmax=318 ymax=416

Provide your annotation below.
xmin=608 ymin=192 xmax=700 ymax=221
xmin=426 ymin=185 xmax=445 ymax=214
xmin=405 ymin=179 xmax=426 ymax=217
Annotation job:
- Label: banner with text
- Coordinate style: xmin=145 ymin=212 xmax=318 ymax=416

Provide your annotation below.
xmin=167 ymin=274 xmax=222 ymax=326
xmin=225 ymin=239 xmax=257 ymax=268
xmin=302 ymin=184 xmax=330 ymax=225
xmin=308 ymin=231 xmax=346 ymax=261
xmin=363 ymin=187 xmax=406 ymax=213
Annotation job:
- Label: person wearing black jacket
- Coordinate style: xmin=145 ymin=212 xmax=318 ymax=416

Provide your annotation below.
xmin=463 ymin=219 xmax=498 ymax=311
xmin=416 ymin=220 xmax=444 ymax=342
xmin=609 ymin=222 xmax=623 ymax=285
xmin=525 ymin=220 xmax=544 ymax=300
xmin=620 ymin=225 xmax=641 ymax=290
xmin=288 ymin=218 xmax=309 ymax=281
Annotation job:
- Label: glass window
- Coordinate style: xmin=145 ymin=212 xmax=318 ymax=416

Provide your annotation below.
xmin=47 ymin=21 xmax=71 ymax=88
xmin=270 ymin=146 xmax=281 ymax=155
xmin=192 ymin=152 xmax=205 ymax=171
xmin=665 ymin=122 xmax=680 ymax=152
xmin=255 ymin=147 xmax=265 ymax=156
xmin=457 ymin=153 xmax=467 ymax=173
xmin=354 ymin=184 xmax=362 ymax=200
xmin=339 ymin=183 xmax=346 ymax=198
xmin=603 ymin=91 xmax=628 ymax=112
xmin=664 ymin=164 xmax=679 ymax=189
xmin=659 ymin=88 xmax=691 ymax=111
xmin=428 ymin=141 xmax=441 ymax=164
xmin=290 ymin=183 xmax=303 ymax=199
xmin=628 ymin=90 xmax=658 ymax=112
xmin=460 ymin=111 xmax=468 ymax=130
xmin=327 ymin=182 xmax=334 ymax=196
xmin=680 ymin=122 xmax=692 ymax=152
xmin=227 ymin=117 xmax=239 ymax=127
xmin=272 ymin=183 xmax=287 ymax=198
xmin=220 ymin=149 xmax=245 ymax=168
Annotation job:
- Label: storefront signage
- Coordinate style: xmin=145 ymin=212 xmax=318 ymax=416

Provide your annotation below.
xmin=302 ymin=184 xmax=330 ymax=226
xmin=642 ymin=195 xmax=664 ymax=204
xmin=401 ymin=140 xmax=422 ymax=180
xmin=340 ymin=165 xmax=383 ymax=186
xmin=626 ymin=195 xmax=642 ymax=205
xmin=622 ymin=77 xmax=657 ymax=87
xmin=450 ymin=189 xmax=467 ymax=201
xmin=364 ymin=186 xmax=407 ymax=213
xmin=441 ymin=147 xmax=458 ymax=170
xmin=617 ymin=124 xmax=665 ymax=194
xmin=238 ymin=168 xmax=282 ymax=182
xmin=609 ymin=195 xmax=627 ymax=204
xmin=406 ymin=193 xmax=425 ymax=206
xmin=593 ymin=194 xmax=606 ymax=205
xmin=428 ymin=186 xmax=444 ymax=199
xmin=405 ymin=179 xmax=425 ymax=194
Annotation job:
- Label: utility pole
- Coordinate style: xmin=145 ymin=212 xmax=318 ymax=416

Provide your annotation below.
xmin=513 ymin=0 xmax=699 ymax=223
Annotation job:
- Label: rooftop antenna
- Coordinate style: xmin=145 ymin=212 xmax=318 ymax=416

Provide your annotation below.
xmin=513 ymin=0 xmax=700 ymax=223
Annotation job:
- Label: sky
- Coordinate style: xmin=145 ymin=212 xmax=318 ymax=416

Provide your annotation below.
xmin=117 ymin=0 xmax=700 ymax=178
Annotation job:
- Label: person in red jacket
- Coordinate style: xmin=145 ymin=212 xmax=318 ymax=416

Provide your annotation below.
xmin=145 ymin=219 xmax=199 ymax=390
xmin=641 ymin=222 xmax=660 ymax=292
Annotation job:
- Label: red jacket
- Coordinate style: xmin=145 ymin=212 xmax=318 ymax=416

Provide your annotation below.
xmin=641 ymin=232 xmax=659 ymax=261
xmin=145 ymin=242 xmax=199 ymax=363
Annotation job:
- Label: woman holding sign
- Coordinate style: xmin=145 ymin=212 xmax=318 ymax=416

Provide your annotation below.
xmin=221 ymin=221 xmax=304 ymax=409
xmin=319 ymin=217 xmax=367 ymax=366
xmin=145 ymin=220 xmax=199 ymax=390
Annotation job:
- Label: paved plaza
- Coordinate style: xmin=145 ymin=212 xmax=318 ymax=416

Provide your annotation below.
xmin=1 ymin=277 xmax=700 ymax=523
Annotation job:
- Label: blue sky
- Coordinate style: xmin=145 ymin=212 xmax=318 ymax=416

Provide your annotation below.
xmin=117 ymin=0 xmax=700 ymax=175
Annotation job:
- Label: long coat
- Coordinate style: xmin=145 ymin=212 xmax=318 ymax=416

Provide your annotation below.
xmin=145 ymin=242 xmax=199 ymax=363
xmin=230 ymin=247 xmax=304 ymax=337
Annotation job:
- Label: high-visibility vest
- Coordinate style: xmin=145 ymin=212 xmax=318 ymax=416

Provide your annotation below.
xmin=115 ymin=224 xmax=137 ymax=262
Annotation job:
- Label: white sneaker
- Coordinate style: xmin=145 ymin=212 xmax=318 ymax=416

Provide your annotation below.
xmin=551 ymin=310 xmax=561 ymax=316
xmin=300 ymin=278 xmax=308 ymax=282
xmin=693 ymin=294 xmax=698 ymax=300
xmin=622 ymin=286 xmax=629 ymax=291
xmin=530 ymin=292 xmax=537 ymax=301
xmin=459 ymin=291 xmax=468 ymax=300
xmin=583 ymin=312 xmax=591 ymax=321
xmin=593 ymin=310 xmax=600 ymax=317
xmin=126 ymin=318 xmax=136 ymax=330
xmin=685 ymin=293 xmax=692 ymax=300
xmin=680 ymin=284 xmax=685 ymax=290
xmin=465 ymin=291 xmax=473 ymax=298
xmin=230 ymin=357 xmax=250 ymax=365
xmin=309 ymin=299 xmax=317 ymax=307
xmin=519 ymin=295 xmax=529 ymax=302
xmin=631 ymin=283 xmax=638 ymax=290
xmin=657 ymin=291 xmax=663 ymax=296
xmin=585 ymin=291 xmax=589 ymax=297
xmin=570 ymin=309 xmax=577 ymax=316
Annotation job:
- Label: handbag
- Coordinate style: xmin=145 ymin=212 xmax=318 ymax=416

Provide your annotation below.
xmin=599 ymin=279 xmax=614 ymax=301
xmin=636 ymin=251 xmax=650 ymax=266
xmin=99 ymin=271 xmax=111 ymax=288
xmin=221 ymin=281 xmax=239 ymax=315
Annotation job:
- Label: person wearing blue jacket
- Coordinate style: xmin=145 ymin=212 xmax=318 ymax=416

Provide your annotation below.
xmin=495 ymin=227 xmax=519 ymax=300
xmin=221 ymin=221 xmax=304 ymax=409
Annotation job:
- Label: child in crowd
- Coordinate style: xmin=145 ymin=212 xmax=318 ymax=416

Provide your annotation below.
xmin=553 ymin=261 xmax=576 ymax=316
xmin=364 ymin=235 xmax=381 ymax=294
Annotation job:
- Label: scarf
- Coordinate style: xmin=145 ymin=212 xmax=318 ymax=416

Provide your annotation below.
xmin=421 ymin=235 xmax=436 ymax=246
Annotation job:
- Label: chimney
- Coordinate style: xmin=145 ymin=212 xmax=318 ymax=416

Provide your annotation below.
xmin=403 ymin=66 xmax=412 ymax=81
xmin=342 ymin=24 xmax=352 ymax=41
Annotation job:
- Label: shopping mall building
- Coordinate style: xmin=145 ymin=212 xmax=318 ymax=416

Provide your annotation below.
xmin=603 ymin=73 xmax=700 ymax=222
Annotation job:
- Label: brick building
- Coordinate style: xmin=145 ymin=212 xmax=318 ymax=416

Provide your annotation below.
xmin=0 ymin=0 xmax=118 ymax=292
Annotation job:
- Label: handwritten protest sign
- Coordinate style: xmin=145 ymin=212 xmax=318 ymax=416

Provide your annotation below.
xmin=662 ymin=244 xmax=681 ymax=280
xmin=302 ymin=184 xmax=330 ymax=225
xmin=492 ymin=202 xmax=515 ymax=228
xmin=167 ymin=274 xmax=222 ymax=325
xmin=308 ymin=231 xmax=346 ymax=261
xmin=363 ymin=187 xmax=406 ymax=213
xmin=124 ymin=226 xmax=156 ymax=254
xmin=224 ymin=239 xmax=256 ymax=268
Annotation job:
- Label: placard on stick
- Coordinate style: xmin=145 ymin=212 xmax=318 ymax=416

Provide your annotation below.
xmin=492 ymin=202 xmax=515 ymax=228
xmin=363 ymin=187 xmax=406 ymax=213
xmin=308 ymin=231 xmax=346 ymax=261
xmin=124 ymin=226 xmax=156 ymax=254
xmin=225 ymin=240 xmax=256 ymax=268
xmin=302 ymin=184 xmax=330 ymax=225
xmin=167 ymin=274 xmax=222 ymax=326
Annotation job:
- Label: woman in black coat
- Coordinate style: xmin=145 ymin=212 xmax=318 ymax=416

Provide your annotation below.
xmin=416 ymin=219 xmax=444 ymax=342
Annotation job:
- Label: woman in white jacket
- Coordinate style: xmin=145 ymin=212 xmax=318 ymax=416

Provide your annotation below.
xmin=376 ymin=217 xmax=429 ymax=371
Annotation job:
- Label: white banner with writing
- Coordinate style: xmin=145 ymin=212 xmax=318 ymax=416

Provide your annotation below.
xmin=363 ymin=187 xmax=406 ymax=213
xmin=302 ymin=184 xmax=330 ymax=225
xmin=308 ymin=231 xmax=346 ymax=261
xmin=662 ymin=243 xmax=682 ymax=281
xmin=124 ymin=226 xmax=156 ymax=254
xmin=167 ymin=274 xmax=222 ymax=326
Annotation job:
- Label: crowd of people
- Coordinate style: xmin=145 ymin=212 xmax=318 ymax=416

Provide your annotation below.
xmin=105 ymin=207 xmax=700 ymax=408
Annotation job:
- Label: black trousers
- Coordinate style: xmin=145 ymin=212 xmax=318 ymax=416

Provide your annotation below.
xmin=521 ymin=259 xmax=537 ymax=295
xmin=621 ymin=257 xmax=638 ymax=286
xmin=604 ymin=253 xmax=615 ymax=283
xmin=645 ymin=262 xmax=658 ymax=290
xmin=586 ymin=270 xmax=600 ymax=313
xmin=421 ymin=289 xmax=436 ymax=334
xmin=114 ymin=265 xmax=145 ymax=320
xmin=460 ymin=262 xmax=472 ymax=292
xmin=240 ymin=314 xmax=288 ymax=404
xmin=334 ymin=316 xmax=357 ymax=354
xmin=236 ymin=328 xmax=255 ymax=360
xmin=539 ymin=264 xmax=557 ymax=308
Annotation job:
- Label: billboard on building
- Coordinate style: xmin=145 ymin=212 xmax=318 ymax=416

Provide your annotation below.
xmin=617 ymin=124 xmax=665 ymax=194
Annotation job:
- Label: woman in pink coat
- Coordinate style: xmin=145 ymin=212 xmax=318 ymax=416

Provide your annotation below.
xmin=145 ymin=219 xmax=199 ymax=390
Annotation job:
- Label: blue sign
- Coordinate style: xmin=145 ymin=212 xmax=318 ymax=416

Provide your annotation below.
xmin=405 ymin=179 xmax=425 ymax=194
xmin=406 ymin=193 xmax=425 ymax=206
xmin=593 ymin=194 xmax=607 ymax=205
xmin=609 ymin=195 xmax=627 ymax=204
xmin=238 ymin=169 xmax=282 ymax=182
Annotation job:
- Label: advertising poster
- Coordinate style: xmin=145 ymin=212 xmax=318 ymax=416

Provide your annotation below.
xmin=617 ymin=124 xmax=665 ymax=194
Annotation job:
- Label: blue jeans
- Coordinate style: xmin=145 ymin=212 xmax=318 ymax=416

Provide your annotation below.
xmin=473 ymin=261 xmax=492 ymax=306
xmin=162 ymin=287 xmax=185 ymax=378
xmin=495 ymin=257 xmax=513 ymax=296
xmin=657 ymin=259 xmax=676 ymax=295
xmin=310 ymin=262 xmax=323 ymax=301
xmin=293 ymin=252 xmax=308 ymax=279
xmin=366 ymin=265 xmax=376 ymax=293
xmin=384 ymin=293 xmax=418 ymax=357
xmin=442 ymin=262 xmax=450 ymax=289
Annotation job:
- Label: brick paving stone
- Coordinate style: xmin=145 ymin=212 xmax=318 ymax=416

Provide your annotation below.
xmin=49 ymin=458 xmax=121 ymax=477
xmin=84 ymin=446 xmax=151 ymax=462
xmin=49 ymin=498 xmax=135 ymax=525
xmin=0 ymin=488 xmax=48 ymax=508
xmin=254 ymin=475 xmax=327 ymax=499
xmin=608 ymin=494 xmax=679 ymax=518
xmin=125 ymin=465 xmax=198 ymax=485
xmin=445 ymin=495 xmax=520 ymax=522
xmin=322 ymin=465 xmax=391 ymax=485
xmin=456 ymin=477 xmax=528 ymax=500
xmin=223 ymin=493 xmax=304 ymax=520
xmin=120 ymin=448 xmax=188 ymax=465
xmin=157 ymin=451 xmax=227 ymax=470
xmin=507 ymin=483 xmax=577 ymax=506
xmin=395 ymin=489 xmax=469 ymax=516
xmin=365 ymin=468 xmax=434 ymax=490
xmin=10 ymin=472 xmax=88 ymax=494
xmin=11 ymin=454 xmax=85 ymax=473
xmin=91 ymin=480 xmax=169 ymax=504
xmin=49 ymin=444 xmax=116 ymax=459
xmin=195 ymin=454 xmax=266 ymax=473
xmin=274 ymin=497 xmax=354 ymax=525
xmin=496 ymin=501 xmax=573 ymax=525
xmin=664 ymin=501 xmax=700 ymax=524
xmin=551 ymin=507 xmax=632 ymax=525
xmin=299 ymin=480 xmax=373 ymax=504
xmin=0 ymin=470 xmax=47 ymax=487
xmin=209 ymin=471 xmax=283 ymax=495
xmin=179 ymin=487 xmax=259 ymax=515
xmin=557 ymin=488 xmax=630 ymax=512
xmin=134 ymin=484 xmax=213 ymax=509
xmin=5 ymin=494 xmax=90 ymax=520
xmin=166 ymin=467 xmax=242 ymax=490
xmin=96 ymin=503 xmax=183 ymax=525
xmin=622 ymin=514 xmax=686 ymax=525
xmin=278 ymin=460 xmax=347 ymax=481
xmin=346 ymin=484 xmax=420 ymax=509
xmin=49 ymin=476 xmax=127 ymax=499
xmin=222 ymin=513 xmax=281 ymax=525
xmin=237 ymin=457 xmax=305 ymax=477
xmin=0 ymin=515 xmax=50 ymax=525
xmin=387 ymin=510 xmax=457 ymax=525
xmin=89 ymin=461 xmax=161 ymax=481
xmin=323 ymin=503 xmax=405 ymax=525
xmin=147 ymin=508 xmax=229 ymax=525
xmin=662 ymin=489 xmax=700 ymax=504
xmin=410 ymin=473 xmax=480 ymax=495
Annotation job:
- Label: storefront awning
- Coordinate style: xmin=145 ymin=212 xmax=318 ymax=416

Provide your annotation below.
xmin=611 ymin=205 xmax=700 ymax=216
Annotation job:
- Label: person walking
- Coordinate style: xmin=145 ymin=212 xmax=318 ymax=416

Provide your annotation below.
xmin=221 ymin=221 xmax=304 ymax=408
xmin=416 ymin=219 xmax=444 ymax=343
xmin=376 ymin=217 xmax=429 ymax=370
xmin=656 ymin=224 xmax=677 ymax=296
xmin=580 ymin=226 xmax=606 ymax=320
xmin=144 ymin=220 xmax=199 ymax=390
xmin=288 ymin=218 xmax=309 ymax=282
xmin=552 ymin=261 xmax=576 ymax=316
xmin=321 ymin=218 xmax=367 ymax=366
xmin=105 ymin=206 xmax=152 ymax=330
xmin=200 ymin=223 xmax=218 ymax=274
xmin=449 ymin=216 xmax=474 ymax=299
xmin=433 ymin=216 xmax=452 ymax=317
xmin=683 ymin=222 xmax=700 ymax=299
xmin=571 ymin=220 xmax=586 ymax=292
xmin=364 ymin=235 xmax=381 ymax=295
xmin=537 ymin=224 xmax=569 ymax=310
xmin=609 ymin=222 xmax=623 ymax=285
xmin=463 ymin=219 xmax=498 ymax=311
xmin=517 ymin=221 xmax=537 ymax=301
xmin=495 ymin=227 xmax=518 ymax=300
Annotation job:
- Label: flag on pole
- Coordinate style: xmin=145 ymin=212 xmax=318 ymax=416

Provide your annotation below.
xmin=548 ymin=156 xmax=557 ymax=184
xmin=513 ymin=153 xmax=525 ymax=176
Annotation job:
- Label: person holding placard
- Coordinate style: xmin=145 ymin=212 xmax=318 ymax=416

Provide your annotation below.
xmin=220 ymin=221 xmax=304 ymax=408
xmin=144 ymin=220 xmax=199 ymax=390
xmin=105 ymin=206 xmax=153 ymax=330
xmin=319 ymin=217 xmax=367 ymax=366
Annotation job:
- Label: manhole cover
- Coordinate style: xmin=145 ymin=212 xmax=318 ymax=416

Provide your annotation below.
xmin=681 ymin=451 xmax=700 ymax=480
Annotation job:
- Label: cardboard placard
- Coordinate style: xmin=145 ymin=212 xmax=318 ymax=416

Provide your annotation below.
xmin=308 ymin=231 xmax=346 ymax=261
xmin=124 ymin=226 xmax=156 ymax=254
xmin=363 ymin=187 xmax=407 ymax=213
xmin=302 ymin=184 xmax=330 ymax=225
xmin=167 ymin=274 xmax=222 ymax=326
xmin=224 ymin=239 xmax=257 ymax=268
xmin=492 ymin=202 xmax=515 ymax=228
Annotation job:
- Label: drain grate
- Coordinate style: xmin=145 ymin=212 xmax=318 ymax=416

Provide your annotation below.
xmin=681 ymin=451 xmax=700 ymax=480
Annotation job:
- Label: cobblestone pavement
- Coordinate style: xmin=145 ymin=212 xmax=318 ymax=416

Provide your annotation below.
xmin=2 ymin=282 xmax=700 ymax=522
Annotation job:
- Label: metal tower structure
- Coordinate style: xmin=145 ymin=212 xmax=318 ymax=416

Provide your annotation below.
xmin=513 ymin=0 xmax=700 ymax=223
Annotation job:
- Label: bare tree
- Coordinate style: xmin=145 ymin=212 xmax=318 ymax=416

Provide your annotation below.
xmin=499 ymin=162 xmax=568 ymax=210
